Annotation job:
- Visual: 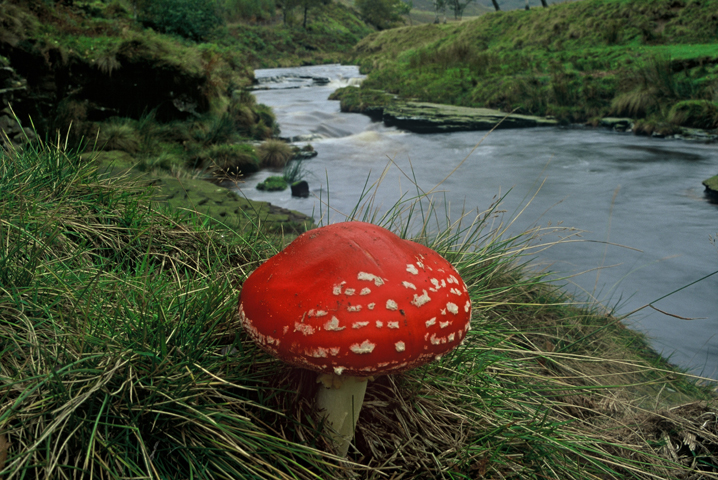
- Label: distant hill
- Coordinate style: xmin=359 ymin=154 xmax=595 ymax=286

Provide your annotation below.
xmin=349 ymin=0 xmax=718 ymax=131
xmin=401 ymin=0 xmax=584 ymax=25
xmin=411 ymin=0 xmax=581 ymax=13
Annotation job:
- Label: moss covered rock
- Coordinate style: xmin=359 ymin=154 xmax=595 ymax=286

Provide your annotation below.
xmin=703 ymin=174 xmax=718 ymax=199
xmin=256 ymin=176 xmax=288 ymax=191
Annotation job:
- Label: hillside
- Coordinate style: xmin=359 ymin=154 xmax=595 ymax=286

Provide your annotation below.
xmin=344 ymin=0 xmax=718 ymax=134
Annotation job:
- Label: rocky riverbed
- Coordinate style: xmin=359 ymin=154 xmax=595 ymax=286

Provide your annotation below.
xmin=328 ymin=86 xmax=557 ymax=133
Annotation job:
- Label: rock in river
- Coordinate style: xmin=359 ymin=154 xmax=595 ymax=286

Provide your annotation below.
xmin=381 ymin=102 xmax=558 ymax=134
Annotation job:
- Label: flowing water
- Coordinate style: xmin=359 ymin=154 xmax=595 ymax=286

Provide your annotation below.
xmin=238 ymin=65 xmax=718 ymax=379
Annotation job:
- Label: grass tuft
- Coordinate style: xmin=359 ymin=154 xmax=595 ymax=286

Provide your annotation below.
xmin=258 ymin=138 xmax=294 ymax=169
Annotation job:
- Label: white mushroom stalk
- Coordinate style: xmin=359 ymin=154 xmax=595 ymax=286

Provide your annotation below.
xmin=316 ymin=373 xmax=370 ymax=457
xmin=238 ymin=222 xmax=472 ymax=456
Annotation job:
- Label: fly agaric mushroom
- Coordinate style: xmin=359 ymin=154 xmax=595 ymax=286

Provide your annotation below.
xmin=238 ymin=221 xmax=471 ymax=456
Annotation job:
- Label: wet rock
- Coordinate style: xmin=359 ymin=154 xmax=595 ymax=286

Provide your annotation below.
xmin=599 ymin=117 xmax=633 ymax=132
xmin=290 ymin=180 xmax=309 ymax=198
xmin=291 ymin=145 xmax=318 ymax=160
xmin=284 ymin=133 xmax=325 ymax=143
xmin=703 ymin=175 xmax=718 ymax=202
xmin=382 ymin=102 xmax=558 ymax=133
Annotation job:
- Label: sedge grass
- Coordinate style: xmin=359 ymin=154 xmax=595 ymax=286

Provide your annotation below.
xmin=0 ymin=132 xmax=342 ymax=479
xmin=1 ymin=130 xmax=717 ymax=478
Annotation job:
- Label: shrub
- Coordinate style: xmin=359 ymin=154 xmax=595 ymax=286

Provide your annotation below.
xmin=194 ymin=113 xmax=238 ymax=145
xmin=188 ymin=143 xmax=259 ymax=175
xmin=0 ymin=2 xmax=36 ymax=46
xmin=283 ymin=158 xmax=307 ymax=184
xmin=632 ymin=118 xmax=680 ymax=137
xmin=104 ymin=1 xmax=131 ymax=19
xmin=355 ymin=0 xmax=405 ymax=30
xmin=219 ymin=0 xmax=276 ymax=22
xmin=96 ymin=120 xmax=141 ymax=153
xmin=137 ymin=0 xmax=223 ymax=41
xmin=252 ymin=104 xmax=279 ymax=139
xmin=612 ymin=55 xmax=693 ymax=118
xmin=257 ymin=139 xmax=293 ymax=168
xmin=667 ymin=100 xmax=718 ymax=129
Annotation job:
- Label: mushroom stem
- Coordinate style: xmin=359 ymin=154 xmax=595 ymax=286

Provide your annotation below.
xmin=316 ymin=374 xmax=369 ymax=457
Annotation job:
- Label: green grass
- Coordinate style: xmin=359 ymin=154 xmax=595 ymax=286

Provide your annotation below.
xmin=3 ymin=0 xmax=357 ymax=161
xmin=215 ymin=2 xmax=372 ymax=68
xmin=0 ymin=133 xmax=337 ymax=478
xmin=2 ymin=120 xmax=718 ymax=478
xmin=350 ymin=0 xmax=718 ymax=126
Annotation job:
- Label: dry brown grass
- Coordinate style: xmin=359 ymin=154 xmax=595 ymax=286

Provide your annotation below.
xmin=258 ymin=138 xmax=294 ymax=168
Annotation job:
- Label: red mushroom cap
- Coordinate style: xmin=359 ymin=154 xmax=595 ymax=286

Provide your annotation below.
xmin=238 ymin=222 xmax=472 ymax=377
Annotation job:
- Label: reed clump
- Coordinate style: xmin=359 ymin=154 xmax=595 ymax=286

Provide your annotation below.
xmin=1 ymin=133 xmax=716 ymax=479
xmin=258 ymin=138 xmax=294 ymax=169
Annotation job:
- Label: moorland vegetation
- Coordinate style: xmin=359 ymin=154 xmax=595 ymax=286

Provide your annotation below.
xmin=1 ymin=0 xmax=718 ymax=478
xmin=0 ymin=0 xmax=370 ymax=182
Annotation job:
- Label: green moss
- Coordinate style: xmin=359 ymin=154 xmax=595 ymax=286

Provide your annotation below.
xmin=329 ymin=87 xmax=397 ymax=116
xmin=87 ymin=150 xmax=311 ymax=233
xmin=256 ymin=176 xmax=288 ymax=191
xmin=703 ymin=174 xmax=718 ymax=192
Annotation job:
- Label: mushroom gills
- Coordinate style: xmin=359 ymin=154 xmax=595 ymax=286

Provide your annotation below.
xmin=316 ymin=374 xmax=370 ymax=457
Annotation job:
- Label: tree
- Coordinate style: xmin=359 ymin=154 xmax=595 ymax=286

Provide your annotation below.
xmin=135 ymin=0 xmax=223 ymax=40
xmin=432 ymin=0 xmax=446 ymax=23
xmin=447 ymin=0 xmax=474 ymax=19
xmin=541 ymin=0 xmax=549 ymax=6
xmin=398 ymin=0 xmax=413 ymax=25
xmin=297 ymin=0 xmax=330 ymax=28
xmin=355 ymin=0 xmax=405 ymax=30
xmin=276 ymin=0 xmax=298 ymax=25
xmin=490 ymin=0 xmax=500 ymax=11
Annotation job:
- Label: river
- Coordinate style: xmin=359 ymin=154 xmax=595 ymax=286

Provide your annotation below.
xmin=238 ymin=64 xmax=718 ymax=380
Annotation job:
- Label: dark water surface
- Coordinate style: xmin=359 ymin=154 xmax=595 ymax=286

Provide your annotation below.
xmin=240 ymin=65 xmax=718 ymax=379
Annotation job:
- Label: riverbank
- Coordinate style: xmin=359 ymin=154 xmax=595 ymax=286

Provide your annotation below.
xmin=349 ymin=0 xmax=718 ymax=137
xmin=91 ymin=150 xmax=313 ymax=235
xmin=330 ymin=85 xmax=718 ymax=204
xmin=0 ymin=0 xmax=370 ymax=186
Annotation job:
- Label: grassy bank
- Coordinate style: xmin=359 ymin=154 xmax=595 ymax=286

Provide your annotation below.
xmin=0 ymin=0 xmax=370 ymax=184
xmin=218 ymin=2 xmax=372 ymax=68
xmin=348 ymin=0 xmax=718 ymax=132
xmin=2 ymin=129 xmax=717 ymax=478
